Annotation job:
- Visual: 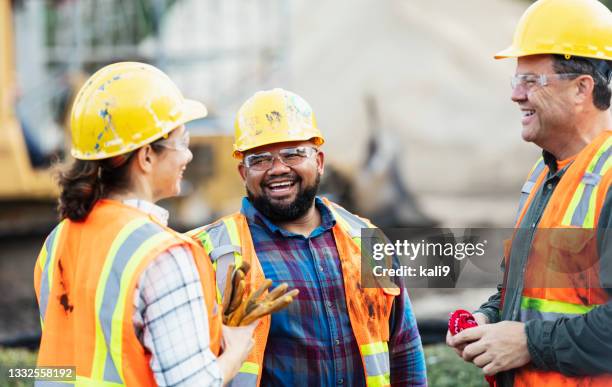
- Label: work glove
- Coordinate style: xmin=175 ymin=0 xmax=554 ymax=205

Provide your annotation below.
xmin=222 ymin=262 xmax=299 ymax=326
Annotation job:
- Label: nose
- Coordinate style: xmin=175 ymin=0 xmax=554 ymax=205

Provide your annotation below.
xmin=267 ymin=155 xmax=291 ymax=174
xmin=184 ymin=148 xmax=193 ymax=164
xmin=511 ymin=84 xmax=528 ymax=103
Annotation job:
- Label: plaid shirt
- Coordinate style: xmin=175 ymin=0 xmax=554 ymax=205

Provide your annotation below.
xmin=128 ymin=199 xmax=222 ymax=387
xmin=241 ymin=197 xmax=427 ymax=386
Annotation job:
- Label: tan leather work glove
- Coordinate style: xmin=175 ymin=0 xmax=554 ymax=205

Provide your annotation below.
xmin=221 ymin=262 xmax=299 ymax=326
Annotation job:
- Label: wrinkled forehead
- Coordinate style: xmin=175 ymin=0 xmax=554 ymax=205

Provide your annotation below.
xmin=243 ymin=140 xmax=318 ymax=156
xmin=515 ymin=54 xmax=555 ymax=74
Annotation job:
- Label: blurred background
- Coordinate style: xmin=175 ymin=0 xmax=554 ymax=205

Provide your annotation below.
xmin=1 ymin=0 xmax=610 ymax=385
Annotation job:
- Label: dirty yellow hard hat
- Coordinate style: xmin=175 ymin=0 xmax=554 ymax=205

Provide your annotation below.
xmin=70 ymin=62 xmax=207 ymax=160
xmin=233 ymin=88 xmax=324 ymax=159
xmin=495 ymin=0 xmax=612 ymax=61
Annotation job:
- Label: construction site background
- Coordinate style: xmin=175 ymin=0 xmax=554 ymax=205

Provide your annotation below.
xmin=1 ymin=1 xmax=610 ymax=383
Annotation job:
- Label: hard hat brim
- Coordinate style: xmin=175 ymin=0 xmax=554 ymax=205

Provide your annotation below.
xmin=181 ymin=98 xmax=208 ymax=123
xmin=494 ymin=46 xmax=522 ymax=59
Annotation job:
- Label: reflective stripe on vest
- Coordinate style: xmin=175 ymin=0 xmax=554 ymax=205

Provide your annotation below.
xmin=515 ymin=157 xmax=545 ymax=223
xmin=325 ymin=202 xmax=394 ymax=386
xmin=327 ymin=201 xmax=371 ymax=244
xmin=229 ymin=362 xmax=259 ymax=386
xmin=519 ymin=296 xmax=600 ymax=321
xmin=38 ymin=221 xmax=67 ymax=328
xmin=86 ymin=217 xmax=172 ymax=384
xmin=194 ymin=219 xmax=256 ymax=386
xmin=362 ymin=342 xmax=391 ymax=387
xmin=562 ymin=136 xmax=611 ymax=227
xmin=194 ymin=219 xmax=243 ymax=304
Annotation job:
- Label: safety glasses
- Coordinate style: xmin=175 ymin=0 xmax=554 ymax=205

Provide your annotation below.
xmin=243 ymin=146 xmax=318 ymax=171
xmin=510 ymin=73 xmax=582 ymax=91
xmin=153 ymin=131 xmax=191 ymax=151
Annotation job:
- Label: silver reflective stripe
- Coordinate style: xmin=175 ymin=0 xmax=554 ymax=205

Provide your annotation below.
xmin=39 ymin=224 xmax=63 ymax=325
xmin=516 ymin=159 xmax=545 ymax=222
xmin=227 ymin=372 xmax=258 ymax=387
xmin=209 ymin=244 xmax=242 ymax=261
xmin=570 ymin=146 xmax=610 ymax=226
xmin=570 ymin=174 xmax=600 ymax=226
xmin=520 ymin=308 xmax=582 ymax=321
xmin=204 ymin=222 xmax=240 ymax=299
xmin=99 ymin=222 xmax=165 ymax=383
xmin=364 ymin=351 xmax=390 ymax=377
xmin=206 ymin=222 xmax=234 ymax=253
xmin=331 ymin=203 xmax=369 ymax=239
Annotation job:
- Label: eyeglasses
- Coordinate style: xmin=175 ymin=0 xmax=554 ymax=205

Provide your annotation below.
xmin=510 ymin=73 xmax=581 ymax=91
xmin=153 ymin=132 xmax=190 ymax=151
xmin=243 ymin=146 xmax=318 ymax=171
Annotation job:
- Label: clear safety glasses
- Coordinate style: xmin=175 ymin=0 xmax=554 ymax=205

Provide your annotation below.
xmin=510 ymin=73 xmax=582 ymax=92
xmin=153 ymin=132 xmax=191 ymax=151
xmin=244 ymin=146 xmax=318 ymax=171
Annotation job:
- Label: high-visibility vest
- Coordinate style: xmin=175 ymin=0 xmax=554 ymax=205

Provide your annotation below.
xmin=34 ymin=199 xmax=222 ymax=386
xmin=502 ymin=131 xmax=612 ymax=386
xmin=190 ymin=198 xmax=400 ymax=387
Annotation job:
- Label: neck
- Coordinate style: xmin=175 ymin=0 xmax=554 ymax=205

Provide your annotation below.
xmin=275 ymin=203 xmax=321 ymax=237
xmin=546 ymin=110 xmax=612 ymax=160
xmin=106 ymin=177 xmax=156 ymax=203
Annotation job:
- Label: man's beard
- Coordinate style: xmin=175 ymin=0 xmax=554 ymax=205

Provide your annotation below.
xmin=247 ymin=173 xmax=320 ymax=222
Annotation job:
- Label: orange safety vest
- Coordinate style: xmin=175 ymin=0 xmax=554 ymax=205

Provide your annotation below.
xmin=190 ymin=198 xmax=400 ymax=387
xmin=502 ymin=131 xmax=612 ymax=386
xmin=34 ymin=199 xmax=221 ymax=386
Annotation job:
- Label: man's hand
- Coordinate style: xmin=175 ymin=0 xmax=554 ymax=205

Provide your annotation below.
xmin=446 ymin=312 xmax=489 ymax=357
xmin=449 ymin=321 xmax=531 ymax=375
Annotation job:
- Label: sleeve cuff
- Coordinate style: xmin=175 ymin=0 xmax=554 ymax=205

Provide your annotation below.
xmin=525 ymin=319 xmax=557 ymax=371
xmin=474 ymin=308 xmax=500 ymax=324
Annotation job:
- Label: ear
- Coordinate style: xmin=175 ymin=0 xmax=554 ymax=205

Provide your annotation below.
xmin=238 ymin=162 xmax=247 ymax=182
xmin=316 ymin=149 xmax=325 ymax=176
xmin=135 ymin=145 xmax=155 ymax=174
xmin=574 ymin=75 xmax=595 ymax=105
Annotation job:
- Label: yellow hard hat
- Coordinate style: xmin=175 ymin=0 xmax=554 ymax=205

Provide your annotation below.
xmin=70 ymin=62 xmax=207 ymax=160
xmin=233 ymin=88 xmax=324 ymax=159
xmin=495 ymin=0 xmax=612 ymax=60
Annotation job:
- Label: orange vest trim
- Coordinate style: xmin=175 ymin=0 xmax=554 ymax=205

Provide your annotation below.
xmin=502 ymin=131 xmax=612 ymax=386
xmin=35 ymin=200 xmax=221 ymax=386
xmin=190 ymin=199 xmax=398 ymax=387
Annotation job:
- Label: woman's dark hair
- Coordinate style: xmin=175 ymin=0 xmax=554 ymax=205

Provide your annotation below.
xmin=57 ymin=153 xmax=135 ymax=221
xmin=58 ymin=138 xmax=168 ymax=221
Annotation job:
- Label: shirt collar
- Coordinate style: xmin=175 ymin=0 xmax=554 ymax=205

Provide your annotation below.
xmin=542 ymin=150 xmax=576 ymax=175
xmin=122 ymin=199 xmax=169 ymax=226
xmin=240 ymin=196 xmax=336 ymax=238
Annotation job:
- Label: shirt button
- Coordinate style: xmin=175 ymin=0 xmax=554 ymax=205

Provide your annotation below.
xmin=319 ymin=265 xmax=325 ymax=272
xmin=326 ymin=301 xmax=333 ymax=309
xmin=337 ymin=379 xmax=344 ymax=385
xmin=335 ymin=338 xmax=340 ymax=345
xmin=531 ymin=223 xmax=537 ymax=229
xmin=546 ymin=183 xmax=552 ymax=190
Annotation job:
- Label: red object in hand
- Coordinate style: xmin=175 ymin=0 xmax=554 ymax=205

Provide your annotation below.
xmin=448 ymin=309 xmax=496 ymax=387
